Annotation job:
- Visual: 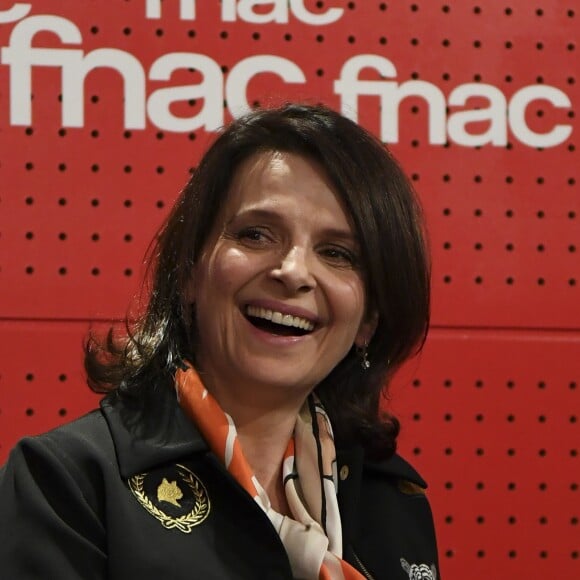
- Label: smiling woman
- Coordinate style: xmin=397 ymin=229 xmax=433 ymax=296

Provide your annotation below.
xmin=190 ymin=151 xmax=374 ymax=416
xmin=0 ymin=104 xmax=438 ymax=580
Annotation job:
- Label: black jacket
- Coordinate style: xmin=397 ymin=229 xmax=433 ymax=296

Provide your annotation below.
xmin=0 ymin=384 xmax=440 ymax=579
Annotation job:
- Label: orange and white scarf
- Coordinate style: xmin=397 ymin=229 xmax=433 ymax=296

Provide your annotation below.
xmin=175 ymin=364 xmax=364 ymax=580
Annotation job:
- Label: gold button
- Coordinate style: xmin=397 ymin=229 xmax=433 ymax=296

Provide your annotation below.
xmin=339 ymin=465 xmax=349 ymax=481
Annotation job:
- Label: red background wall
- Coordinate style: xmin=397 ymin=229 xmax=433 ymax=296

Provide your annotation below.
xmin=0 ymin=1 xmax=578 ymax=577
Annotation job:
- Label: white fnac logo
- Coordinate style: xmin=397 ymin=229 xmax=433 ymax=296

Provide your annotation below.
xmin=0 ymin=4 xmax=573 ymax=149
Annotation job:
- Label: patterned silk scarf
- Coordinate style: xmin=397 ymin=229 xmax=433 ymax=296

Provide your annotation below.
xmin=175 ymin=364 xmax=364 ymax=580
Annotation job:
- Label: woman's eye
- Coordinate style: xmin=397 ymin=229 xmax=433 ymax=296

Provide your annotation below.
xmin=235 ymin=227 xmax=271 ymax=245
xmin=321 ymin=246 xmax=358 ymax=267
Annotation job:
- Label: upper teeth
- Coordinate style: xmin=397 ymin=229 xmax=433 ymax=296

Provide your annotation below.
xmin=246 ymin=305 xmax=315 ymax=331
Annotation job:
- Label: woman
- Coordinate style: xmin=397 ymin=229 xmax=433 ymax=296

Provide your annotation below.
xmin=0 ymin=104 xmax=439 ymax=579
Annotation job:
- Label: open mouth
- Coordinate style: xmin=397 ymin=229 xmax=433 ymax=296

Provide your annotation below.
xmin=244 ymin=305 xmax=315 ymax=337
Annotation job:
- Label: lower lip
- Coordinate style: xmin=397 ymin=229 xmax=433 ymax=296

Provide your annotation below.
xmin=242 ymin=314 xmax=314 ymax=346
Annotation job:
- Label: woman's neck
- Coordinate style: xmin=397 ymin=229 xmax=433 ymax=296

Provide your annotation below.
xmin=235 ymin=408 xmax=297 ymax=516
xmin=197 ymin=369 xmax=309 ymax=515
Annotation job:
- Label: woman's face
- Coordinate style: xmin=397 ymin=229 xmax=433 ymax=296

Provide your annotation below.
xmin=189 ymin=151 xmax=375 ymax=402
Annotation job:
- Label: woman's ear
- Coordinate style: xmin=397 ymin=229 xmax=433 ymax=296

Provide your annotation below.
xmin=354 ymin=310 xmax=378 ymax=348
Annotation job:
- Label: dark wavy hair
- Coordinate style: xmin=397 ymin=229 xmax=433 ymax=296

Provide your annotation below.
xmin=85 ymin=103 xmax=430 ymax=459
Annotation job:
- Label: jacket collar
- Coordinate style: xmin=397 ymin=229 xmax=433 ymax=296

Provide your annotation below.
xmin=365 ymin=454 xmax=428 ymax=488
xmin=101 ymin=382 xmax=209 ymax=479
xmin=101 ymin=380 xmax=427 ymax=489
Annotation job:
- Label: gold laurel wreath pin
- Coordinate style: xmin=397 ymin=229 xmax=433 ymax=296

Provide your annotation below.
xmin=128 ymin=464 xmax=210 ymax=533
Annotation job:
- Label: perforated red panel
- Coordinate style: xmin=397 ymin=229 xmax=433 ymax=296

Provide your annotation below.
xmin=1 ymin=1 xmax=578 ymax=578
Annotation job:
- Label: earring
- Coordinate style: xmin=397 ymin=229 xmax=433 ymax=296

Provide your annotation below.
xmin=358 ymin=343 xmax=370 ymax=371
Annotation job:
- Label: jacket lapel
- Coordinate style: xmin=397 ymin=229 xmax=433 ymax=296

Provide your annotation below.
xmin=101 ymin=384 xmax=209 ymax=479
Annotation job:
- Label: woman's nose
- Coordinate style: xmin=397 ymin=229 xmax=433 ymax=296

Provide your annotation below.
xmin=269 ymin=246 xmax=316 ymax=293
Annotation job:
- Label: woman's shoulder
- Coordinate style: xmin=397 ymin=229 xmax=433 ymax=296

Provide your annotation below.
xmin=1 ymin=408 xmax=116 ymax=483
xmin=364 ymin=452 xmax=429 ymax=491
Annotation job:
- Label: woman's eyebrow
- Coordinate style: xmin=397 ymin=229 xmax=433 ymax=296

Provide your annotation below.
xmin=321 ymin=228 xmax=359 ymax=243
xmin=227 ymin=208 xmax=284 ymax=224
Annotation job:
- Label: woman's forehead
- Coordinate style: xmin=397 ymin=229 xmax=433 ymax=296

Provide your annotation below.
xmin=222 ymin=151 xmax=353 ymax=227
